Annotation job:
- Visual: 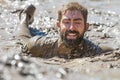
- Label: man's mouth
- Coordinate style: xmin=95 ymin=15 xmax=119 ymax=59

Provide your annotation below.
xmin=66 ymin=33 xmax=77 ymax=39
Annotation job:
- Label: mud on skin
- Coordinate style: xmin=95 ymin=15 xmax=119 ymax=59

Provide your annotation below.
xmin=0 ymin=0 xmax=120 ymax=80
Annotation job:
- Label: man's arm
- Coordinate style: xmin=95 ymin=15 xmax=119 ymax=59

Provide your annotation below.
xmin=16 ymin=5 xmax=43 ymax=56
xmin=17 ymin=4 xmax=36 ymax=42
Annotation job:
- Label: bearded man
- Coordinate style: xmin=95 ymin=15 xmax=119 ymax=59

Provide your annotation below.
xmin=18 ymin=2 xmax=103 ymax=59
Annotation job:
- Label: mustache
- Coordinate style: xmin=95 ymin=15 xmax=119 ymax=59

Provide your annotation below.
xmin=65 ymin=30 xmax=79 ymax=35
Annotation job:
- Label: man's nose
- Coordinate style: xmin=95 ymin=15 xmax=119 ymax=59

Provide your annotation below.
xmin=69 ymin=23 xmax=76 ymax=31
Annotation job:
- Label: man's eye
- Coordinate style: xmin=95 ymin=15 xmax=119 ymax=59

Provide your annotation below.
xmin=75 ymin=22 xmax=81 ymax=24
xmin=63 ymin=21 xmax=70 ymax=24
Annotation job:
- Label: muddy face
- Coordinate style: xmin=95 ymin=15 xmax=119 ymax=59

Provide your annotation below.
xmin=57 ymin=10 xmax=89 ymax=47
xmin=60 ymin=30 xmax=83 ymax=47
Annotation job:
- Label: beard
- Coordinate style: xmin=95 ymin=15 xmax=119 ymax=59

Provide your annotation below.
xmin=60 ymin=30 xmax=84 ymax=48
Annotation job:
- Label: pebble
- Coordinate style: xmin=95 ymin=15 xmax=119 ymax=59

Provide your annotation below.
xmin=108 ymin=64 xmax=114 ymax=68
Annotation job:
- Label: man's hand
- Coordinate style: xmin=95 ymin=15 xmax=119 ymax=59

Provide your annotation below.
xmin=23 ymin=4 xmax=36 ymax=24
xmin=12 ymin=4 xmax=36 ymax=24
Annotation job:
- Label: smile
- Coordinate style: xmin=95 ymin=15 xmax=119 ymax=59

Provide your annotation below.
xmin=67 ymin=33 xmax=77 ymax=39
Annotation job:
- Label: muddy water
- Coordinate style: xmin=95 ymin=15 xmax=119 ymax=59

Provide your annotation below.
xmin=0 ymin=0 xmax=120 ymax=80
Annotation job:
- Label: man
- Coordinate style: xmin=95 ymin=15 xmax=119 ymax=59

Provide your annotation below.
xmin=18 ymin=2 xmax=103 ymax=59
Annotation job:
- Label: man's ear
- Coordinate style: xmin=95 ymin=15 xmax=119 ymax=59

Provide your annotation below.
xmin=85 ymin=23 xmax=89 ymax=31
xmin=56 ymin=21 xmax=60 ymax=28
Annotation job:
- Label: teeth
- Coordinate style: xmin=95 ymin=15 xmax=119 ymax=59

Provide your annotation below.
xmin=68 ymin=33 xmax=76 ymax=36
xmin=67 ymin=33 xmax=77 ymax=39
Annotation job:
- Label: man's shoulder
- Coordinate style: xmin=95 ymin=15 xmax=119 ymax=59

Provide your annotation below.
xmin=35 ymin=34 xmax=59 ymax=45
xmin=25 ymin=34 xmax=59 ymax=57
xmin=83 ymin=38 xmax=97 ymax=47
xmin=83 ymin=38 xmax=103 ymax=54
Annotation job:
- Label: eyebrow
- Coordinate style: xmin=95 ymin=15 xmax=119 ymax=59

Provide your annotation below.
xmin=74 ymin=18 xmax=82 ymax=21
xmin=63 ymin=18 xmax=82 ymax=21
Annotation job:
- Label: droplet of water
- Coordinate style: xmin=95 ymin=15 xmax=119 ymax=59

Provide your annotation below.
xmin=14 ymin=54 xmax=21 ymax=60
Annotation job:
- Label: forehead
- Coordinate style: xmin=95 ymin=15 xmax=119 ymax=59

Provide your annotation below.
xmin=62 ymin=10 xmax=83 ymax=19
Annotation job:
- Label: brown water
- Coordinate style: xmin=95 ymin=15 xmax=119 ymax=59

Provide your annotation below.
xmin=0 ymin=0 xmax=120 ymax=80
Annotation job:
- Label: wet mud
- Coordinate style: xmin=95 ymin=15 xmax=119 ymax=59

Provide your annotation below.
xmin=0 ymin=0 xmax=120 ymax=80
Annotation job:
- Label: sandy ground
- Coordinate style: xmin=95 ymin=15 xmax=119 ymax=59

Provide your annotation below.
xmin=0 ymin=0 xmax=120 ymax=80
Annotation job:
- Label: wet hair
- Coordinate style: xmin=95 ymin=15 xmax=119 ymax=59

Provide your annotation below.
xmin=57 ymin=2 xmax=88 ymax=23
